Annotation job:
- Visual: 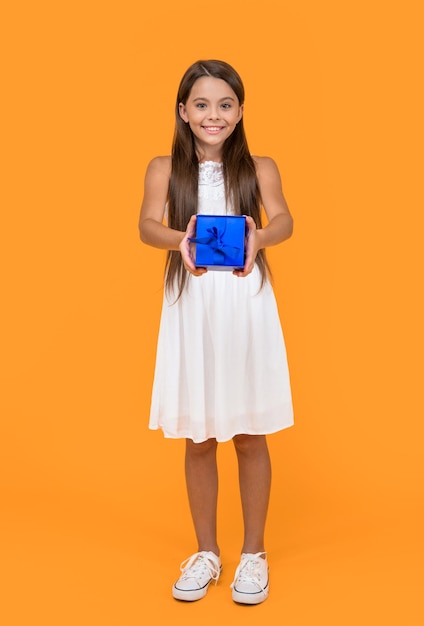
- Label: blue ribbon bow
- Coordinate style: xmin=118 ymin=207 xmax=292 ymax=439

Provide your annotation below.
xmin=190 ymin=225 xmax=242 ymax=265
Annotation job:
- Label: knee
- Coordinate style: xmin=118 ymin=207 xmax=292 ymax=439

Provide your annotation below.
xmin=186 ymin=438 xmax=218 ymax=458
xmin=233 ymin=434 xmax=267 ymax=454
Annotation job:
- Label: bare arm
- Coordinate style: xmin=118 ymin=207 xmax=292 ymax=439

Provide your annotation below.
xmin=139 ymin=156 xmax=207 ymax=276
xmin=254 ymin=156 xmax=293 ymax=247
xmin=234 ymin=156 xmax=293 ymax=277
xmin=138 ymin=156 xmax=184 ymax=250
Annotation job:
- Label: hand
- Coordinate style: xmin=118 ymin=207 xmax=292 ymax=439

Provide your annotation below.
xmin=179 ymin=215 xmax=208 ymax=277
xmin=233 ymin=216 xmax=259 ymax=278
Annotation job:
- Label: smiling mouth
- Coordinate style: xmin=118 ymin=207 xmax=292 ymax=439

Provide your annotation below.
xmin=202 ymin=126 xmax=224 ymax=134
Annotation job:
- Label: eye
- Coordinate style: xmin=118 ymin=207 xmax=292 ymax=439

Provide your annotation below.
xmin=196 ymin=103 xmax=207 ymax=109
xmin=221 ymin=103 xmax=231 ymax=109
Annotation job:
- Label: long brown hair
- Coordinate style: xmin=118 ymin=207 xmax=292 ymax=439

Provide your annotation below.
xmin=166 ymin=59 xmax=270 ymax=298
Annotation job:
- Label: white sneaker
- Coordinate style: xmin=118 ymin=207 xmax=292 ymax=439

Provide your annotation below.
xmin=231 ymin=552 xmax=269 ymax=604
xmin=172 ymin=551 xmax=221 ymax=601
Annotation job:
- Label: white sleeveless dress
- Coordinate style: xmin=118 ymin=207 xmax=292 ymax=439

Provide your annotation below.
xmin=149 ymin=161 xmax=294 ymax=443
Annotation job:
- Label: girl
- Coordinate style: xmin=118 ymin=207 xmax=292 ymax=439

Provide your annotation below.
xmin=139 ymin=60 xmax=294 ymax=605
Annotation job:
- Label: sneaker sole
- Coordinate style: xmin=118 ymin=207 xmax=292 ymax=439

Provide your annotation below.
xmin=232 ymin=587 xmax=269 ymax=605
xmin=172 ymin=580 xmax=213 ymax=602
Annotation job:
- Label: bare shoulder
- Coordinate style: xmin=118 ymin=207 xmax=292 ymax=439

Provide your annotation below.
xmin=251 ymin=155 xmax=290 ymax=221
xmin=141 ymin=156 xmax=171 ymax=213
xmin=146 ymin=155 xmax=172 ymax=177
xmin=252 ymin=155 xmax=281 ymax=180
xmin=252 ymin=156 xmax=284 ymax=194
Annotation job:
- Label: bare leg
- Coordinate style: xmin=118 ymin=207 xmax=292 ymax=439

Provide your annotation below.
xmin=233 ymin=434 xmax=271 ymax=554
xmin=185 ymin=438 xmax=220 ymax=555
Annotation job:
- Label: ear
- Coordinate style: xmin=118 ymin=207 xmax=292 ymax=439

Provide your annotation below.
xmin=179 ymin=102 xmax=189 ymax=123
xmin=237 ymin=103 xmax=244 ymax=123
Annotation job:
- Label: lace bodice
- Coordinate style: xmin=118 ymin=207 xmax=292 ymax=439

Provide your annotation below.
xmin=198 ymin=161 xmax=234 ymax=215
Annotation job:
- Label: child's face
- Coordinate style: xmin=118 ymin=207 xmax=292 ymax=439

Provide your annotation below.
xmin=179 ymin=76 xmax=243 ymax=156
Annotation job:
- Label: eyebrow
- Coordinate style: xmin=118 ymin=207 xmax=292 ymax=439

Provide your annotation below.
xmin=192 ymin=96 xmax=236 ymax=102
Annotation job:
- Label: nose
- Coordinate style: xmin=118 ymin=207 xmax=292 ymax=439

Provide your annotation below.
xmin=208 ymin=106 xmax=220 ymax=120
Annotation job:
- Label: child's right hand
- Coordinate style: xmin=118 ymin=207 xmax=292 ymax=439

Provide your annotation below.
xmin=179 ymin=215 xmax=208 ymax=277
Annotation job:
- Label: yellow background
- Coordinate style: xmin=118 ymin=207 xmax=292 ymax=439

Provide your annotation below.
xmin=1 ymin=1 xmax=423 ymax=624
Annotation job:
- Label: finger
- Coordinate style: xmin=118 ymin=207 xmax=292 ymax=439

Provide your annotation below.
xmin=182 ymin=252 xmax=196 ymax=272
xmin=233 ymin=264 xmax=253 ymax=277
xmin=188 ymin=267 xmax=207 ymax=276
xmin=245 ymin=216 xmax=256 ymax=234
xmin=186 ymin=214 xmax=197 ymax=237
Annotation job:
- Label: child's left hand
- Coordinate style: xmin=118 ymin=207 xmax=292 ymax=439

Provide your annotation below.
xmin=233 ymin=216 xmax=260 ymax=278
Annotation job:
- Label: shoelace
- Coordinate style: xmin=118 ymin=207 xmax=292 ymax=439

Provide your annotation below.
xmin=179 ymin=552 xmax=221 ymax=585
xmin=231 ymin=552 xmax=268 ymax=593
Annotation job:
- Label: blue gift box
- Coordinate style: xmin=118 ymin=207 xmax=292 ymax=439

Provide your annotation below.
xmin=190 ymin=215 xmax=246 ymax=270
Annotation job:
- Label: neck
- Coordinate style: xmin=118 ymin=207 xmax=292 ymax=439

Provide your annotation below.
xmin=196 ymin=145 xmax=224 ymax=164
